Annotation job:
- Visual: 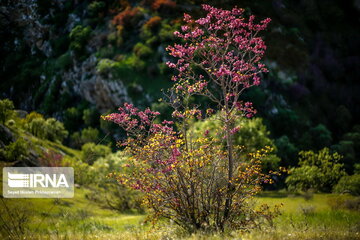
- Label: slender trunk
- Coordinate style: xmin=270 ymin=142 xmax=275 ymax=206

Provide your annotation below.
xmin=222 ymin=115 xmax=234 ymax=231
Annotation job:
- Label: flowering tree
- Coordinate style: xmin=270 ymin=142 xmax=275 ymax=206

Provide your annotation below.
xmin=103 ymin=5 xmax=280 ymax=232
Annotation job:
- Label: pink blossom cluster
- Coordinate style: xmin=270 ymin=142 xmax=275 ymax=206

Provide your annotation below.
xmin=166 ymin=4 xmax=271 ymax=96
xmin=102 ymin=103 xmax=175 ymax=136
xmin=235 ymin=101 xmax=257 ymax=118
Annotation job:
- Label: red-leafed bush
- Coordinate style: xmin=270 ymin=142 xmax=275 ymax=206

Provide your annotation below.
xmin=112 ymin=7 xmax=142 ymax=29
xmin=143 ymin=16 xmax=162 ymax=30
xmin=152 ymin=0 xmax=176 ymax=12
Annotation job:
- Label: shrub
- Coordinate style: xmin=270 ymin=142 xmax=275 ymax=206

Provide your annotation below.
xmin=81 ymin=142 xmax=111 ymax=165
xmin=82 ymin=108 xmax=99 ymax=127
xmin=62 ymin=156 xmax=95 ymax=185
xmin=87 ymin=1 xmax=106 ymax=17
xmin=55 ymin=52 xmax=72 ymax=70
xmin=0 ymin=98 xmax=15 ymax=124
xmin=133 ymin=42 xmax=153 ymax=59
xmin=333 ymin=174 xmax=360 ymax=195
xmin=143 ymin=16 xmax=162 ymax=31
xmin=158 ymin=20 xmax=180 ymax=42
xmin=44 ymin=118 xmax=69 ymax=143
xmin=80 ymin=127 xmax=99 ymax=144
xmin=0 ymin=138 xmax=29 ymax=162
xmin=88 ymin=151 xmax=145 ymax=213
xmin=69 ymin=25 xmax=92 ymax=56
xmin=112 ymin=7 xmax=142 ymax=29
xmin=25 ymin=116 xmax=68 ymax=143
xmin=70 ymin=127 xmax=100 ymax=149
xmin=286 ymin=148 xmax=346 ymax=192
xmin=103 ymin=5 xmax=278 ymax=233
xmin=96 ymin=58 xmax=117 ymax=75
xmin=23 ymin=111 xmax=43 ymax=124
xmin=26 ymin=117 xmax=47 ymax=139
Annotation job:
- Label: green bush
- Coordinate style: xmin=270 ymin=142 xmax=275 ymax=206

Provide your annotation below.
xmin=81 ymin=142 xmax=111 ymax=165
xmin=333 ymin=174 xmax=360 ymax=195
xmin=25 ymin=115 xmax=68 ymax=143
xmin=55 ymin=52 xmax=72 ymax=70
xmin=87 ymin=1 xmax=105 ymax=17
xmin=82 ymin=108 xmax=99 ymax=127
xmin=96 ymin=59 xmax=117 ymax=75
xmin=88 ymin=151 xmax=145 ymax=213
xmin=44 ymin=118 xmax=69 ymax=143
xmin=286 ymin=148 xmax=346 ymax=192
xmin=0 ymin=98 xmax=15 ymax=124
xmin=0 ymin=138 xmax=29 ymax=162
xmin=69 ymin=25 xmax=91 ymax=56
xmin=62 ymin=156 xmax=95 ymax=186
xmin=133 ymin=42 xmax=153 ymax=59
xmin=70 ymin=127 xmax=100 ymax=149
xmin=80 ymin=127 xmax=99 ymax=143
xmin=25 ymin=117 xmax=47 ymax=139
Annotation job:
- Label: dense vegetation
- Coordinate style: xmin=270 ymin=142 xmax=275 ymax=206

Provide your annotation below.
xmin=0 ymin=0 xmax=359 ymax=239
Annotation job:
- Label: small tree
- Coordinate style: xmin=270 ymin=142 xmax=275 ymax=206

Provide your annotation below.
xmin=104 ymin=5 xmax=279 ymax=232
xmin=0 ymin=99 xmax=14 ymax=124
xmin=286 ymin=148 xmax=346 ymax=192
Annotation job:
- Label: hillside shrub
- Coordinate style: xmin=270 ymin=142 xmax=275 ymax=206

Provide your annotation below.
xmin=286 ymin=148 xmax=346 ymax=192
xmin=81 ymin=142 xmax=111 ymax=165
xmin=0 ymin=98 xmax=14 ymax=124
xmin=333 ymin=174 xmax=360 ymax=196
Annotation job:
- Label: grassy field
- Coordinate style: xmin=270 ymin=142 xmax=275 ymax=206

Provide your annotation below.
xmin=0 ymin=188 xmax=359 ymax=239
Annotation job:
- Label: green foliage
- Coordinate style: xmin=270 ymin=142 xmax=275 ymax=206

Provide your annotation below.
xmin=81 ymin=142 xmax=111 ymax=165
xmin=25 ymin=115 xmax=68 ymax=143
xmin=83 ymin=108 xmax=99 ymax=127
xmin=44 ymin=118 xmax=69 ymax=142
xmin=23 ymin=111 xmax=43 ymax=124
xmin=69 ymin=25 xmax=92 ymax=56
xmin=0 ymin=98 xmax=15 ymax=124
xmin=89 ymin=151 xmax=145 ymax=212
xmin=96 ymin=59 xmax=117 ymax=75
xmin=62 ymin=156 xmax=95 ymax=185
xmin=87 ymin=1 xmax=106 ymax=17
xmin=333 ymin=174 xmax=360 ymax=196
xmin=133 ymin=42 xmax=153 ymax=59
xmin=55 ymin=52 xmax=72 ymax=70
xmin=0 ymin=137 xmax=29 ymax=162
xmin=158 ymin=20 xmax=180 ymax=42
xmin=286 ymin=148 xmax=346 ymax=192
xmin=26 ymin=117 xmax=46 ymax=138
xmin=70 ymin=127 xmax=100 ymax=148
xmin=300 ymin=124 xmax=332 ymax=150
xmin=191 ymin=117 xmax=280 ymax=171
xmin=80 ymin=127 xmax=100 ymax=143
xmin=96 ymin=54 xmax=146 ymax=77
xmin=333 ymin=126 xmax=360 ymax=174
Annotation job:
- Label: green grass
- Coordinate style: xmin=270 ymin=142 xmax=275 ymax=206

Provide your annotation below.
xmin=1 ymin=190 xmax=359 ymax=239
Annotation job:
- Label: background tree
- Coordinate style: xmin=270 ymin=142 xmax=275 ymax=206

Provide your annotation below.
xmin=0 ymin=99 xmax=14 ymax=124
xmin=286 ymin=148 xmax=346 ymax=192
